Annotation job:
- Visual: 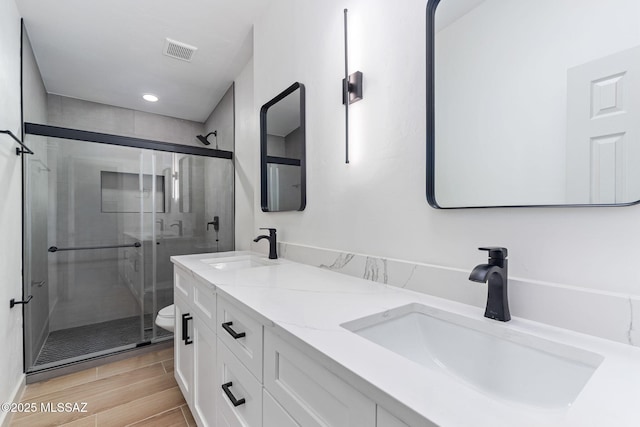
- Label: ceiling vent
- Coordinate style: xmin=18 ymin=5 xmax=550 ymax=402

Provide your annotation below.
xmin=163 ymin=38 xmax=198 ymax=62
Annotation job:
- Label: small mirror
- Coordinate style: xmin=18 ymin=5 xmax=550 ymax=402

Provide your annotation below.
xmin=427 ymin=0 xmax=640 ymax=208
xmin=260 ymin=82 xmax=306 ymax=212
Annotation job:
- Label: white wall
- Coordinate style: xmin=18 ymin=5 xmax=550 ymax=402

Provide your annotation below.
xmin=234 ymin=58 xmax=256 ymax=250
xmin=204 ymin=84 xmax=235 ymax=151
xmin=0 ymin=0 xmax=27 ymax=421
xmin=247 ymin=0 xmax=640 ymax=304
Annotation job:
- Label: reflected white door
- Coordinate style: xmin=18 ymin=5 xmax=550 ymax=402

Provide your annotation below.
xmin=566 ymin=46 xmax=640 ymax=204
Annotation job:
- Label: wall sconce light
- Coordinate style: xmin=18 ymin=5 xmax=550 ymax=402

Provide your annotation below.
xmin=342 ymin=8 xmax=363 ymax=164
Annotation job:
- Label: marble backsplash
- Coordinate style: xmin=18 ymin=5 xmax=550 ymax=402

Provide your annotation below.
xmin=277 ymin=242 xmax=639 ymax=348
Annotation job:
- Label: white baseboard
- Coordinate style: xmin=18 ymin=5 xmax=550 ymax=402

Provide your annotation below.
xmin=0 ymin=374 xmax=26 ymax=427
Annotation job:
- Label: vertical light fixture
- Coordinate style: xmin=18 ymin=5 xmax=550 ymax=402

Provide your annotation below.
xmin=343 ymin=8 xmax=364 ymax=164
xmin=172 ymin=153 xmax=180 ymax=202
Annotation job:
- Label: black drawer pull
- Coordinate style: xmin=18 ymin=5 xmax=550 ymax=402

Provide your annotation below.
xmin=181 ymin=313 xmax=193 ymax=345
xmin=222 ymin=381 xmax=246 ymax=407
xmin=222 ymin=321 xmax=246 ymax=339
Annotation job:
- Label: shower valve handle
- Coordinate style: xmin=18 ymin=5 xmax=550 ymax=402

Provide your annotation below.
xmin=207 ymin=216 xmax=220 ymax=232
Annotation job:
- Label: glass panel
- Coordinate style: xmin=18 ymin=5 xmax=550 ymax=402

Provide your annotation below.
xmin=24 ymin=136 xmax=146 ymax=371
xmin=150 ymin=153 xmax=234 ymax=341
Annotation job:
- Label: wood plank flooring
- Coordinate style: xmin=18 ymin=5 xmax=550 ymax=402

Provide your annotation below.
xmin=9 ymin=347 xmax=196 ymax=427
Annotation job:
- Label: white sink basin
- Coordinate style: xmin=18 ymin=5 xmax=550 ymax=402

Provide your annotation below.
xmin=342 ymin=303 xmax=603 ymax=408
xmin=201 ymin=254 xmax=276 ymax=271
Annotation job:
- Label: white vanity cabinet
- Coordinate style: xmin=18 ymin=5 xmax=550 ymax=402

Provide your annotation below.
xmin=172 ymin=258 xmax=427 ymax=427
xmin=174 ymin=267 xmax=218 ymax=427
xmin=263 ymin=328 xmax=376 ymax=427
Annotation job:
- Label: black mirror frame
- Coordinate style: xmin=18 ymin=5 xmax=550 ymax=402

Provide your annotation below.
xmin=425 ymin=0 xmax=440 ymax=209
xmin=425 ymin=0 xmax=638 ymax=209
xmin=259 ymin=82 xmax=306 ymax=212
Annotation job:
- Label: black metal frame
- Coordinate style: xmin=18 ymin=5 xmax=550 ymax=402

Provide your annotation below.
xmin=266 ymin=155 xmax=301 ymax=167
xmin=24 ymin=123 xmax=234 ymax=159
xmin=259 ymin=82 xmax=306 ymax=212
xmin=19 ymin=19 xmax=28 ymax=374
xmin=425 ymin=0 xmax=638 ymax=209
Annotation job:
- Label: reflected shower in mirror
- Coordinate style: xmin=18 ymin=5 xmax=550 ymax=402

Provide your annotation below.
xmin=427 ymin=0 xmax=640 ymax=208
xmin=260 ymin=82 xmax=306 ymax=212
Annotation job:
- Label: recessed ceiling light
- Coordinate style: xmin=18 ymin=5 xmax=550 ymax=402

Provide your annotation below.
xmin=143 ymin=94 xmax=159 ymax=102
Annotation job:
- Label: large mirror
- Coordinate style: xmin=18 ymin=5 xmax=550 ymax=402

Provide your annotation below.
xmin=427 ymin=0 xmax=640 ymax=208
xmin=260 ymin=82 xmax=306 ymax=212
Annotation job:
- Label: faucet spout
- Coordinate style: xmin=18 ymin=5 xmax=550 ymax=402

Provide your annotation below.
xmin=469 ymin=264 xmax=502 ymax=283
xmin=253 ymin=228 xmax=278 ymax=259
xmin=469 ymin=247 xmax=510 ymax=322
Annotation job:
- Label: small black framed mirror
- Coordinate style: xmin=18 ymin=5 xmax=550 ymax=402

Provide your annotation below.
xmin=260 ymin=82 xmax=306 ymax=212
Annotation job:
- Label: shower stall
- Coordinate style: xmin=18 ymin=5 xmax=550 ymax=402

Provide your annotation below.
xmin=22 ymin=124 xmax=234 ymax=373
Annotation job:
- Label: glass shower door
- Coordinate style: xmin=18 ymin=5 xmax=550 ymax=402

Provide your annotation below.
xmin=24 ymin=136 xmax=150 ymax=371
xmin=23 ymin=130 xmax=235 ymax=372
xmin=148 ymin=152 xmax=234 ymax=341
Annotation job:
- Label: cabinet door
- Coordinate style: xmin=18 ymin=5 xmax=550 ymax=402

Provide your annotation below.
xmin=264 ymin=329 xmax=375 ymax=427
xmin=174 ymin=296 xmax=194 ymax=404
xmin=192 ymin=317 xmax=217 ymax=427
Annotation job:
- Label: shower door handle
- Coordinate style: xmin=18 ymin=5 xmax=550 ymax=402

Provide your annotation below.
xmin=181 ymin=313 xmax=193 ymax=345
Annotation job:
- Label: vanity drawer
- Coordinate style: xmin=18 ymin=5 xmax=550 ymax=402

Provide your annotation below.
xmin=174 ymin=266 xmax=194 ymax=301
xmin=217 ymin=296 xmax=263 ymax=381
xmin=263 ymin=329 xmax=375 ymax=427
xmin=217 ymin=338 xmax=263 ymax=427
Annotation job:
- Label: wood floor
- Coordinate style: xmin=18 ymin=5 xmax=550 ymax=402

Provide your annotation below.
xmin=9 ymin=346 xmax=196 ymax=427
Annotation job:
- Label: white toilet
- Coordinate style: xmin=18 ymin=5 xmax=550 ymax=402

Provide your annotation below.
xmin=155 ymin=304 xmax=175 ymax=333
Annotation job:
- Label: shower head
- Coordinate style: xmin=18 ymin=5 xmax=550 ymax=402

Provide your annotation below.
xmin=196 ymin=131 xmax=217 ymax=146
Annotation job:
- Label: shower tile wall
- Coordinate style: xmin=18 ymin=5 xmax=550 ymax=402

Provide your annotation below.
xmin=47 ymin=94 xmax=205 ymax=147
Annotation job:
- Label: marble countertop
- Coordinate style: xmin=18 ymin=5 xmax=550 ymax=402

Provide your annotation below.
xmin=171 ymin=251 xmax=640 ymax=427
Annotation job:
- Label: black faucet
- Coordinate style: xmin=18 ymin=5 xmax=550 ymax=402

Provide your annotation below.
xmin=469 ymin=247 xmax=510 ymax=322
xmin=253 ymin=228 xmax=277 ymax=259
